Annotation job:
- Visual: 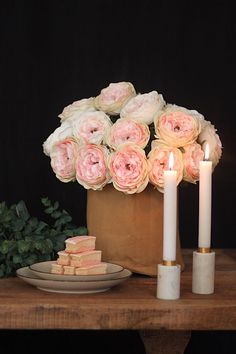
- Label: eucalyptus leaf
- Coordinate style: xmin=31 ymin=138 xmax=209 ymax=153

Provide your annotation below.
xmin=13 ymin=254 xmax=23 ymax=264
xmin=41 ymin=197 xmax=51 ymax=207
xmin=15 ymin=201 xmax=30 ymax=221
xmin=17 ymin=240 xmax=31 ymax=254
xmin=0 ymin=198 xmax=87 ymax=278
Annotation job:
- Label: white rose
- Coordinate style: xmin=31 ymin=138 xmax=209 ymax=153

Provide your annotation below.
xmin=198 ymin=121 xmax=222 ymax=168
xmin=94 ymin=82 xmax=136 ymax=115
xmin=50 ymin=137 xmax=79 ymax=183
xmin=72 ymin=111 xmax=112 ymax=145
xmin=120 ymin=91 xmax=165 ymax=125
xmin=43 ymin=121 xmax=73 ymax=156
xmin=58 ymin=97 xmax=96 ymax=123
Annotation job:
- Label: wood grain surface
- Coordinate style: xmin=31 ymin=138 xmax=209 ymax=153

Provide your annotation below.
xmin=0 ymin=249 xmax=235 ymax=330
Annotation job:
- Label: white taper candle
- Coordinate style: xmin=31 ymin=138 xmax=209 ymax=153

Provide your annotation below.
xmin=198 ymin=143 xmax=212 ymax=248
xmin=163 ymin=152 xmax=177 ymax=261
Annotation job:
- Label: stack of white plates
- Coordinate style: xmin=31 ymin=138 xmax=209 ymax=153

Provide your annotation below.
xmin=16 ymin=261 xmax=132 ymax=294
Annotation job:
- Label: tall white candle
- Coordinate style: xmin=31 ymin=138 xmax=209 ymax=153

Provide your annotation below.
xmin=163 ymin=152 xmax=177 ymax=261
xmin=198 ymin=143 xmax=212 ymax=248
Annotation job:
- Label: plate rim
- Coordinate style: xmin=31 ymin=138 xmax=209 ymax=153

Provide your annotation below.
xmin=29 ymin=260 xmax=124 ymax=278
xmin=36 ymin=286 xmax=111 ymax=294
xmin=16 ymin=266 xmax=132 ymax=284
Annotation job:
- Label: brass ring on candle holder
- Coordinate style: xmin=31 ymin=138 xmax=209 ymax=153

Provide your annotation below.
xmin=162 ymin=260 xmax=176 ymax=266
xmin=198 ymin=247 xmax=211 ymax=253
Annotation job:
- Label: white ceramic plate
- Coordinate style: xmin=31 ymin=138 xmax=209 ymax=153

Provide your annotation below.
xmin=29 ymin=261 xmax=124 ymax=281
xmin=16 ymin=267 xmax=132 ymax=294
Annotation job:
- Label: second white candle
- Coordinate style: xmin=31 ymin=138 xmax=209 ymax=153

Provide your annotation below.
xmin=198 ymin=144 xmax=212 ymax=249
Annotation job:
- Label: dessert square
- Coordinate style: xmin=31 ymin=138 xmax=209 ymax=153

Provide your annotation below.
xmin=70 ymin=250 xmax=102 ymax=267
xmin=63 ymin=265 xmax=75 ymax=275
xmin=51 ymin=263 xmax=63 ymax=275
xmin=65 ymin=236 xmax=96 ymax=254
xmin=57 ymin=251 xmax=70 ymax=266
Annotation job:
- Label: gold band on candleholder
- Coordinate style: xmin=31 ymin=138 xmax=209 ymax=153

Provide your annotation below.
xmin=162 ymin=260 xmax=176 ymax=266
xmin=197 ymin=247 xmax=211 ymax=253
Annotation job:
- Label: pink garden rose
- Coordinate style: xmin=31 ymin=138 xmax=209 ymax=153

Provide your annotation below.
xmin=43 ymin=81 xmax=222 ymax=195
xmin=182 ymin=143 xmax=204 ymax=183
xmin=94 ymin=82 xmax=136 ymax=115
xmin=108 ymin=143 xmax=149 ymax=194
xmin=154 ymin=104 xmax=202 ymax=147
xmin=198 ymin=121 xmax=222 ymax=168
xmin=120 ymin=91 xmax=165 ymax=125
xmin=105 ymin=118 xmax=150 ymax=150
xmin=72 ymin=111 xmax=112 ymax=145
xmin=148 ymin=141 xmax=183 ymax=192
xmin=58 ymin=97 xmax=96 ymax=122
xmin=43 ymin=122 xmax=73 ymax=156
xmin=75 ymin=144 xmax=111 ymax=190
xmin=50 ymin=138 xmax=79 ymax=183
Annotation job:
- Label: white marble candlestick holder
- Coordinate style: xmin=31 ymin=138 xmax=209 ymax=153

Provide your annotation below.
xmin=157 ymin=262 xmax=181 ymax=300
xmin=192 ymin=249 xmax=215 ymax=294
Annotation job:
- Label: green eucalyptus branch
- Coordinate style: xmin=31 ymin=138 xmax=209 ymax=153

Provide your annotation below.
xmin=0 ymin=198 xmax=87 ymax=278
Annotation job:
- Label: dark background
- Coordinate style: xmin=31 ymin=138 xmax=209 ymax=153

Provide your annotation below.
xmin=0 ymin=1 xmax=235 ymax=353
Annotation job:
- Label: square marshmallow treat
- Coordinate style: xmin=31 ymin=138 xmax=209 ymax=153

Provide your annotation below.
xmin=51 ymin=263 xmax=63 ymax=275
xmin=57 ymin=251 xmax=70 ymax=265
xmin=63 ymin=265 xmax=75 ymax=275
xmin=65 ymin=236 xmax=96 ymax=253
xmin=70 ymin=250 xmax=101 ymax=267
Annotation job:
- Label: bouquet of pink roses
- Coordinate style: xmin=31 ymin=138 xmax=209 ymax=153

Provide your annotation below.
xmin=43 ymin=82 xmax=222 ymax=194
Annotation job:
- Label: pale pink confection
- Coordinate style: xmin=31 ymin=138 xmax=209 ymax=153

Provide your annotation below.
xmin=51 ymin=263 xmax=64 ymax=275
xmin=75 ymin=263 xmax=108 ymax=275
xmin=57 ymin=251 xmax=71 ymax=266
xmin=70 ymin=250 xmax=102 ymax=267
xmin=63 ymin=265 xmax=76 ymax=275
xmin=65 ymin=236 xmax=96 ymax=254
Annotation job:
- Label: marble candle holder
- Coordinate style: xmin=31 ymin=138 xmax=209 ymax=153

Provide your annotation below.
xmin=157 ymin=262 xmax=181 ymax=300
xmin=192 ymin=249 xmax=215 ymax=294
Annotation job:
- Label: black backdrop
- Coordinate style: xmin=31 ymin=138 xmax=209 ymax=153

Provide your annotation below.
xmin=1 ymin=0 xmax=236 ymax=248
xmin=1 ymin=1 xmax=236 ymax=353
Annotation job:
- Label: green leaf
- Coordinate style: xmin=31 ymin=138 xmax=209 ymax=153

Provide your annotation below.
xmin=44 ymin=207 xmax=54 ymax=214
xmin=17 ymin=240 xmax=31 ymax=254
xmin=35 ymin=221 xmax=48 ymax=234
xmin=53 ymin=201 xmax=59 ymax=210
xmin=24 ymin=254 xmax=38 ymax=266
xmin=51 ymin=211 xmax=62 ymax=219
xmin=41 ymin=197 xmax=51 ymax=207
xmin=13 ymin=254 xmax=23 ymax=264
xmin=0 ymin=201 xmax=6 ymax=209
xmin=42 ymin=239 xmax=54 ymax=253
xmin=34 ymin=240 xmax=44 ymax=251
xmin=15 ymin=201 xmax=30 ymax=221
xmin=24 ymin=223 xmax=33 ymax=235
xmin=8 ymin=240 xmax=17 ymax=253
xmin=0 ymin=240 xmax=10 ymax=254
xmin=76 ymin=226 xmax=88 ymax=235
xmin=28 ymin=217 xmax=39 ymax=229
xmin=0 ymin=197 xmax=87 ymax=278
xmin=11 ymin=218 xmax=25 ymax=232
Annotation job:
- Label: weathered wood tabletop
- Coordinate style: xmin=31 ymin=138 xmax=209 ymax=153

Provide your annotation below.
xmin=0 ymin=249 xmax=235 ymax=330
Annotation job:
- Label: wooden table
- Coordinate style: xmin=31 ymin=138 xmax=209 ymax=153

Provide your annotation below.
xmin=0 ymin=249 xmax=236 ymax=354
